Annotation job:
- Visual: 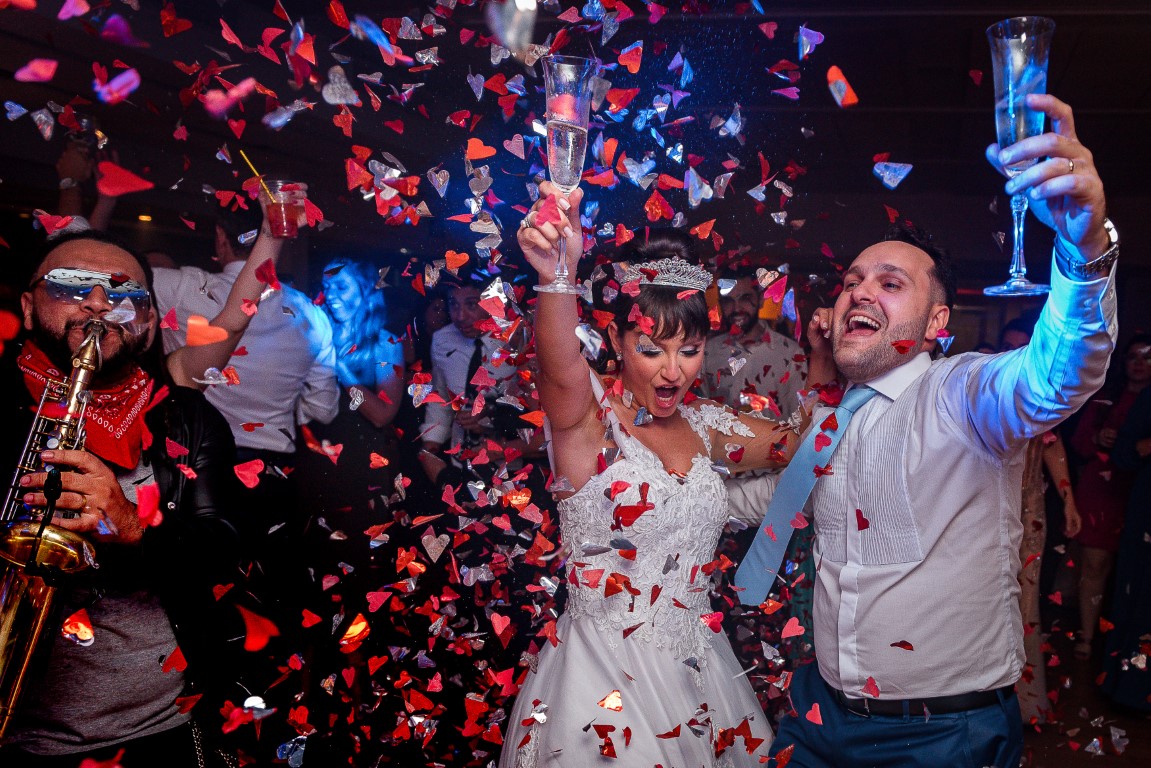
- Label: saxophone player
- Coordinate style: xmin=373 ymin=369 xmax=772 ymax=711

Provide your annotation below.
xmin=0 ymin=232 xmax=244 ymax=767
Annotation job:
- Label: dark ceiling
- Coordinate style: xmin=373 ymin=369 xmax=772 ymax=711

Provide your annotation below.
xmin=1 ymin=1 xmax=1149 ymax=317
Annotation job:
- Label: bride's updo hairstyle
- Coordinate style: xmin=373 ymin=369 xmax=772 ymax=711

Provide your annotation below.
xmin=609 ymin=230 xmax=711 ymax=350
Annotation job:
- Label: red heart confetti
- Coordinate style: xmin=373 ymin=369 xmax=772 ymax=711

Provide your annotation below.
xmin=254 ymin=258 xmax=282 ymax=290
xmin=891 ymin=339 xmax=916 ymax=354
xmin=782 ymin=617 xmax=805 ymax=638
xmin=534 ymin=194 xmax=564 ymax=227
xmin=161 ymin=645 xmax=187 ymax=673
xmin=236 ymin=605 xmax=280 ymax=652
xmin=15 ymin=58 xmax=58 ymax=83
xmin=618 ymin=41 xmax=643 ymax=74
xmin=96 ymin=161 xmax=154 ymax=197
xmin=465 ymin=137 xmax=496 ymax=161
xmin=234 ymin=459 xmax=264 ymax=489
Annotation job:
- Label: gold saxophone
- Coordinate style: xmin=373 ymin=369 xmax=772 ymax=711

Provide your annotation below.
xmin=0 ymin=321 xmax=102 ymax=739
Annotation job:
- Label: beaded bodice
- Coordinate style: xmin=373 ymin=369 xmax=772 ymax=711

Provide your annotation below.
xmin=557 ymin=374 xmax=753 ymax=671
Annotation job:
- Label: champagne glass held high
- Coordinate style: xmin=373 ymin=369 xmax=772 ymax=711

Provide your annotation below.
xmin=984 ymin=16 xmax=1055 ymax=297
xmin=536 ymin=55 xmax=597 ymax=295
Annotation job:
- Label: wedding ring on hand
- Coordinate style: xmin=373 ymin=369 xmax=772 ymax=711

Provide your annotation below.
xmin=1067 ymin=158 xmax=1075 ymax=174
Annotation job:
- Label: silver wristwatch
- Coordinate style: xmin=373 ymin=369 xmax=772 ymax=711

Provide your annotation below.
xmin=1060 ymin=218 xmax=1119 ymax=279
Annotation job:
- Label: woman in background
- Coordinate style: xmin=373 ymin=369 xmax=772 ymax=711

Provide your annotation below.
xmin=292 ymin=257 xmax=407 ymax=759
xmin=299 ymin=257 xmax=406 ymax=516
xmin=1073 ymin=335 xmax=1151 ymax=659
xmin=1101 ymin=379 xmax=1151 ymax=710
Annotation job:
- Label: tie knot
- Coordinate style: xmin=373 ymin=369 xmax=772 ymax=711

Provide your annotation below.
xmin=838 ymin=385 xmax=877 ymax=414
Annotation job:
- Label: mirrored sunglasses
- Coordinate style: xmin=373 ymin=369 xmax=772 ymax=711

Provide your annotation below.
xmin=33 ymin=268 xmax=150 ymax=307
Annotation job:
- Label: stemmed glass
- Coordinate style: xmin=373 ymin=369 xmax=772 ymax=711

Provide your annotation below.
xmin=536 ymin=55 xmax=596 ymax=295
xmin=984 ymin=16 xmax=1055 ymax=297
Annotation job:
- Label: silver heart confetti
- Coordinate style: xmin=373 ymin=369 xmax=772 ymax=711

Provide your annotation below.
xmin=503 ymin=134 xmax=525 ymax=159
xmin=321 ymin=65 xmax=360 ymax=106
xmin=427 ymin=168 xmax=450 ymax=197
xmin=466 ymin=72 xmax=484 ymax=101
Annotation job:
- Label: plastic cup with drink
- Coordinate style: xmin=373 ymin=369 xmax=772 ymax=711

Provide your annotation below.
xmin=260 ymin=180 xmax=308 ymax=239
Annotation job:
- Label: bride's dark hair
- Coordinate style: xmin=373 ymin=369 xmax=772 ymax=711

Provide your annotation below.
xmin=609 ymin=229 xmax=711 ymax=345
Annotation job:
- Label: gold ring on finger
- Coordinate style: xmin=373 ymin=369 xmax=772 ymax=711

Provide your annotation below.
xmin=1067 ymin=158 xmax=1075 ymax=174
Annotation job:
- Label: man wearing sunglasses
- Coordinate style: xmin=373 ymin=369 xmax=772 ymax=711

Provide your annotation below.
xmin=1 ymin=231 xmax=246 ymax=767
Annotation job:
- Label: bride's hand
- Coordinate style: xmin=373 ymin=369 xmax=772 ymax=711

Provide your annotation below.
xmin=517 ymin=181 xmax=584 ymax=284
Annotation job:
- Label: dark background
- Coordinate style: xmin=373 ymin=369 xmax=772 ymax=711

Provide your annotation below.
xmin=1 ymin=0 xmax=1148 ymax=349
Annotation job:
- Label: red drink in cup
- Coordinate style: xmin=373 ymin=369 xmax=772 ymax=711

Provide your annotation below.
xmin=262 ymin=180 xmax=307 ymax=239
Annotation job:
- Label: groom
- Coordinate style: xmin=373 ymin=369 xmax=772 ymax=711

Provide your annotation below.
xmin=734 ymin=94 xmax=1118 ymax=767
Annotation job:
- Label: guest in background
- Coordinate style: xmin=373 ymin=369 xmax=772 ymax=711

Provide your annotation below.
xmin=418 ymin=276 xmax=538 ymax=484
xmin=291 ymin=256 xmax=406 ymax=761
xmin=999 ymin=318 xmax=1082 ymax=723
xmin=395 ymin=288 xmax=450 ymax=508
xmin=152 ymin=205 xmax=338 ymax=632
xmin=1070 ymin=334 xmax=1151 ymax=660
xmin=302 ymin=256 xmax=405 ymax=503
xmin=703 ymin=270 xmax=806 ymax=414
xmin=404 ymin=288 xmax=449 ymax=375
xmin=1101 ymin=383 xmax=1151 ymax=710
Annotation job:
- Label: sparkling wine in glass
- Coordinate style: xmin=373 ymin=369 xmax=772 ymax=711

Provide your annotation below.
xmin=984 ymin=16 xmax=1055 ymax=297
xmin=537 ymin=55 xmax=596 ymax=295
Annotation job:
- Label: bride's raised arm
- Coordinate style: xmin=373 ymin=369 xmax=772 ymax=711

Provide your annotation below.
xmin=518 ymin=181 xmax=604 ymax=486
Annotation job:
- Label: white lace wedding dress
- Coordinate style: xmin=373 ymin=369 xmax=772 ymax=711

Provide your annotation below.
xmin=500 ymin=374 xmax=773 ymax=768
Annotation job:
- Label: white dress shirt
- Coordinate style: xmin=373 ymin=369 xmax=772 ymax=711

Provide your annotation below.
xmin=808 ymin=253 xmax=1117 ymax=699
xmin=153 ymin=261 xmax=339 ymax=454
xmin=421 ymin=323 xmax=517 ymax=448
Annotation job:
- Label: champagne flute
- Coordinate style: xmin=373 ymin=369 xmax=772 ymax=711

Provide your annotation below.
xmin=536 ymin=55 xmax=596 ymax=295
xmin=984 ymin=16 xmax=1055 ymax=297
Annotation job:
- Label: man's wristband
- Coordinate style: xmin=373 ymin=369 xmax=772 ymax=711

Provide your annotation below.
xmin=1056 ymin=218 xmax=1119 ymax=279
xmin=58 ymin=177 xmax=78 ymax=190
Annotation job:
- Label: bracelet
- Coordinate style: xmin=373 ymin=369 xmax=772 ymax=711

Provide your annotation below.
xmin=59 ymin=177 xmax=77 ymax=190
xmin=1056 ymin=218 xmax=1119 ymax=279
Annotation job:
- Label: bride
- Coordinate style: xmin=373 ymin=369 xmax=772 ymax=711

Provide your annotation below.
xmin=500 ymin=182 xmax=805 ymax=768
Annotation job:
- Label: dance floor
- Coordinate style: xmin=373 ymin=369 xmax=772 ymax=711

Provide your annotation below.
xmin=1023 ymin=583 xmax=1151 ymax=766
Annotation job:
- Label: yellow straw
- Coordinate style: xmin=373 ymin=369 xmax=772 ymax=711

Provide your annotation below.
xmin=239 ymin=149 xmax=274 ymax=200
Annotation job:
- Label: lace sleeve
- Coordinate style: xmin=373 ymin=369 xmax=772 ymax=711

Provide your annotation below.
xmin=680 ymin=402 xmax=755 ymax=455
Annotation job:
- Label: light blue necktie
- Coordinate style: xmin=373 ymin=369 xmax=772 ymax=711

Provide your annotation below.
xmin=733 ymin=385 xmax=878 ymax=605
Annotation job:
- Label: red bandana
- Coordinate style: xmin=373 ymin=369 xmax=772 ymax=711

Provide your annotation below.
xmin=18 ymin=339 xmax=154 ymax=470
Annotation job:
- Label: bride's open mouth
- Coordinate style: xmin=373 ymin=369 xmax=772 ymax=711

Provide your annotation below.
xmin=653 ymin=385 xmax=679 ymax=409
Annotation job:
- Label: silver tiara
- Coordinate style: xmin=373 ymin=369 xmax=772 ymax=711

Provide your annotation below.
xmin=621 ymin=257 xmax=712 ymax=292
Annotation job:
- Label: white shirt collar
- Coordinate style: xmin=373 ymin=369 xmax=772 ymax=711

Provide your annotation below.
xmin=853 ymin=351 xmax=932 ymax=400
